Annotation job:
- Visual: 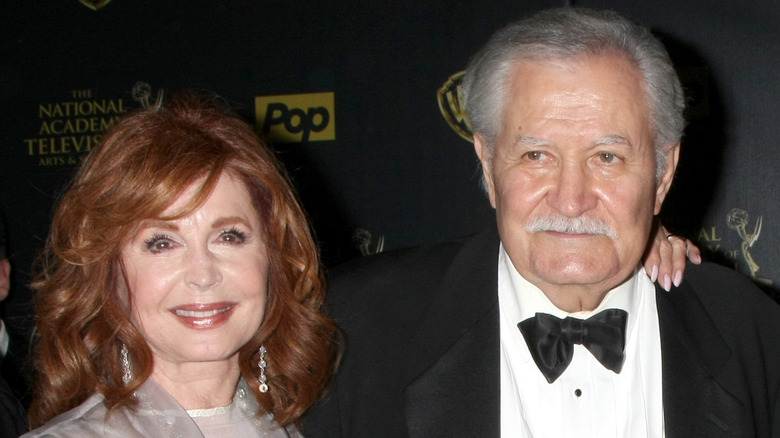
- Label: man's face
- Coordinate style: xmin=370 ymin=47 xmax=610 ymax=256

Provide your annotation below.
xmin=475 ymin=55 xmax=679 ymax=309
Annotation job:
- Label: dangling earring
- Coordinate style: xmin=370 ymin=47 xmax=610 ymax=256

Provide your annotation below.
xmin=258 ymin=345 xmax=269 ymax=393
xmin=121 ymin=344 xmax=133 ymax=385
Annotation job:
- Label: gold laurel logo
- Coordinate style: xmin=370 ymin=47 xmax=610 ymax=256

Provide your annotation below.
xmin=437 ymin=71 xmax=473 ymax=143
xmin=79 ymin=0 xmax=112 ymax=10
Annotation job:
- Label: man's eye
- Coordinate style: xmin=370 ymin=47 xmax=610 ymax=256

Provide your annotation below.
xmin=524 ymin=151 xmax=544 ymax=161
xmin=598 ymin=152 xmax=617 ymax=163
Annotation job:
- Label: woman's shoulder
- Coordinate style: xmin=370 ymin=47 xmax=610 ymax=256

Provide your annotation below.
xmin=20 ymin=393 xmax=121 ymax=437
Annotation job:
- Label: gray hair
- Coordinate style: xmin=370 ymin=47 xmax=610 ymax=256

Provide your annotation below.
xmin=462 ymin=7 xmax=685 ymax=179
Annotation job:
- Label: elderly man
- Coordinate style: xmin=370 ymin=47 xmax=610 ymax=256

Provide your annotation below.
xmin=304 ymin=7 xmax=780 ymax=438
xmin=0 ymin=211 xmax=27 ymax=437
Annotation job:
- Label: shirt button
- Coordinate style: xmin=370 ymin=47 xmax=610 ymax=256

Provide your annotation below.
xmin=574 ymin=389 xmax=582 ymax=397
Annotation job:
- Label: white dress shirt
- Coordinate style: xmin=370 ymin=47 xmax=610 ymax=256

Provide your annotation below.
xmin=498 ymin=245 xmax=664 ymax=438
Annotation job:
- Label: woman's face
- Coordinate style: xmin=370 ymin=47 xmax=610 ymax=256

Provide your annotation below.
xmin=121 ymin=172 xmax=269 ymax=369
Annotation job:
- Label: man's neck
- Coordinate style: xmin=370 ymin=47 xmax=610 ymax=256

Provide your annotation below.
xmin=539 ymin=286 xmax=612 ymax=313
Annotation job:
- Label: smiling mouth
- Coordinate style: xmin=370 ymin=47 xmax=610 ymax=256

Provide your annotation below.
xmin=174 ymin=307 xmax=231 ymax=318
xmin=170 ymin=303 xmax=237 ymax=329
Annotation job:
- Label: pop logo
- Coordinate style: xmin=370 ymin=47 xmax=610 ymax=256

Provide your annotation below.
xmin=255 ymin=92 xmax=335 ymax=143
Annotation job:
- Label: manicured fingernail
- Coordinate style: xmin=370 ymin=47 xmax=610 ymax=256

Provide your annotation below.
xmin=663 ymin=275 xmax=672 ymax=292
xmin=673 ymin=270 xmax=682 ymax=287
xmin=650 ymin=265 xmax=658 ymax=282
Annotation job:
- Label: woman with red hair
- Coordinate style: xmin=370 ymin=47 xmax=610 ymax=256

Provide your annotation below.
xmin=23 ymin=92 xmax=339 ymax=437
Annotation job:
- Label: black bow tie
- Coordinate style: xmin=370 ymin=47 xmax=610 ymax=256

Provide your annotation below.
xmin=517 ymin=308 xmax=628 ymax=383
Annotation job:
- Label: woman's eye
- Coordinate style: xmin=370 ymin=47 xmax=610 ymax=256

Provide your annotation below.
xmin=144 ymin=235 xmax=175 ymax=253
xmin=219 ymin=228 xmax=247 ymax=244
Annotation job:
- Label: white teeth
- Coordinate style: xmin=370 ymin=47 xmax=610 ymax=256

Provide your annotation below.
xmin=175 ymin=307 xmax=230 ymax=318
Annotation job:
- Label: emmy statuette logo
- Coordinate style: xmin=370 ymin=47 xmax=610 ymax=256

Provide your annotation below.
xmin=131 ymin=82 xmax=162 ymax=109
xmin=726 ymin=208 xmax=772 ymax=286
xmin=352 ymin=228 xmax=385 ymax=256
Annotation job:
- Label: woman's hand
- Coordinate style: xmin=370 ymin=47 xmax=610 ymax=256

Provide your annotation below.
xmin=644 ymin=225 xmax=702 ymax=291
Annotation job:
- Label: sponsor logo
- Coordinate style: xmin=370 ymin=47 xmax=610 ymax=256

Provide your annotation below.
xmin=437 ymin=71 xmax=473 ymax=142
xmin=24 ymin=88 xmax=128 ymax=167
xmin=255 ymin=92 xmax=335 ymax=143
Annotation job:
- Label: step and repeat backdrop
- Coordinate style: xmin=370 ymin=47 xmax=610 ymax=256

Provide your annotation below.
xmin=2 ymin=0 xmax=780 ymax=329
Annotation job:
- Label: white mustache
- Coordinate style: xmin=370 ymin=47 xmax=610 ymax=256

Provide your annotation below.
xmin=525 ymin=215 xmax=619 ymax=239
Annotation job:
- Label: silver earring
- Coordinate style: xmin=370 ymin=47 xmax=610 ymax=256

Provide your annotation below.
xmin=121 ymin=344 xmax=133 ymax=385
xmin=258 ymin=345 xmax=269 ymax=393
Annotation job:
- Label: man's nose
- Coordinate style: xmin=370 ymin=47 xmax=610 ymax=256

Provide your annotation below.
xmin=545 ymin=163 xmax=598 ymax=217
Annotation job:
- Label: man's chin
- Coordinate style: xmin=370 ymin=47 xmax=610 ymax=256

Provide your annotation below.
xmin=530 ymin=258 xmax=622 ymax=287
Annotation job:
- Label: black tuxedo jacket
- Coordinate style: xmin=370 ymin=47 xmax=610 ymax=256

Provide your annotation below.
xmin=304 ymin=227 xmax=780 ymax=438
xmin=0 ymin=374 xmax=26 ymax=438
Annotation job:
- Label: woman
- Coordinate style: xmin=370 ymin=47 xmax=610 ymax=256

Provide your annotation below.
xmin=23 ymin=92 xmax=339 ymax=437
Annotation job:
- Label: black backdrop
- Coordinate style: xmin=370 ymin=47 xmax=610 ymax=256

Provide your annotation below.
xmin=2 ymin=0 xmax=780 ymax=330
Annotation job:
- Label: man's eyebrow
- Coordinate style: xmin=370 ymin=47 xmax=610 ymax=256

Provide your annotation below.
xmin=594 ymin=135 xmax=628 ymax=145
xmin=516 ymin=135 xmax=553 ymax=147
xmin=512 ymin=134 xmax=630 ymax=148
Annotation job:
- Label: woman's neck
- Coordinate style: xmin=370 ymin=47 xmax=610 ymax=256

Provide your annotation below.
xmin=151 ymin=359 xmax=242 ymax=410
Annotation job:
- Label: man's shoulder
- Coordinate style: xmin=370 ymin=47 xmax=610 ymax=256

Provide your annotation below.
xmin=676 ymin=261 xmax=780 ymax=328
xmin=323 ymin=230 xmax=497 ymax=326
xmin=0 ymin=375 xmax=26 ymax=438
xmin=328 ymin=226 xmax=500 ymax=289
xmin=329 ymin=237 xmax=468 ymax=289
xmin=325 ymin=237 xmax=469 ymax=318
xmin=683 ymin=262 xmax=777 ymax=304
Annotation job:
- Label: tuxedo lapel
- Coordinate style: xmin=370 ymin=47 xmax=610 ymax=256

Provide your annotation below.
xmin=403 ymin=229 xmax=500 ymax=438
xmin=656 ymin=283 xmax=744 ymax=438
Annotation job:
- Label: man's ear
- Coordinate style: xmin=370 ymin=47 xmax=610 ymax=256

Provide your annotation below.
xmin=474 ymin=134 xmax=497 ymax=208
xmin=654 ymin=142 xmax=680 ymax=214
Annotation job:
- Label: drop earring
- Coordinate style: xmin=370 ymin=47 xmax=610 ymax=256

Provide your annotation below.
xmin=121 ymin=344 xmax=132 ymax=385
xmin=258 ymin=345 xmax=269 ymax=393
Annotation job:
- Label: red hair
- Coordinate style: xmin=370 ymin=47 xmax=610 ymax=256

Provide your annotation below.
xmin=29 ymin=91 xmax=340 ymax=428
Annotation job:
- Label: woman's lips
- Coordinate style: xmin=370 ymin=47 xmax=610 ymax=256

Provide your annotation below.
xmin=169 ymin=302 xmax=237 ymax=329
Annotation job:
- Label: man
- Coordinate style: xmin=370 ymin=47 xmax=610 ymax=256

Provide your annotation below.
xmin=0 ymin=211 xmax=28 ymax=436
xmin=304 ymin=7 xmax=780 ymax=438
